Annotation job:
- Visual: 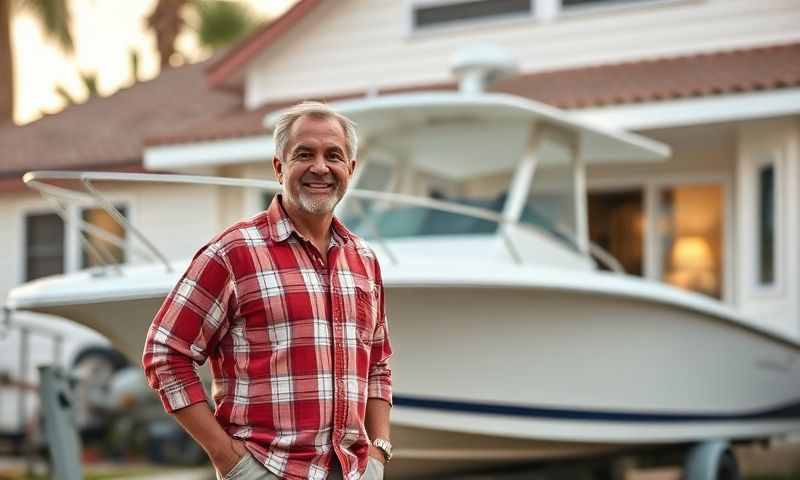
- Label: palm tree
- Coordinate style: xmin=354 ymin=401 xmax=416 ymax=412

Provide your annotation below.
xmin=148 ymin=0 xmax=258 ymax=68
xmin=147 ymin=0 xmax=186 ymax=68
xmin=0 ymin=0 xmax=257 ymax=123
xmin=0 ymin=0 xmax=72 ymax=124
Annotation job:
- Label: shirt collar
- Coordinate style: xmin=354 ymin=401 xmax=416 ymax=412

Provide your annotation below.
xmin=265 ymin=194 xmax=353 ymax=245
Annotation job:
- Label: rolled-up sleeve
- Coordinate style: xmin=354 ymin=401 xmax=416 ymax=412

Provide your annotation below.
xmin=368 ymin=262 xmax=393 ymax=404
xmin=142 ymin=242 xmax=235 ymax=413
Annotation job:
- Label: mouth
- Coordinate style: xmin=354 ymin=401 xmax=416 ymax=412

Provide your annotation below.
xmin=302 ymin=182 xmax=335 ymax=192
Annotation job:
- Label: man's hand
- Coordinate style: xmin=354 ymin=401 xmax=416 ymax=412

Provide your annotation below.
xmin=211 ymin=437 xmax=248 ymax=476
xmin=368 ymin=444 xmax=387 ymax=465
xmin=171 ymin=403 xmax=248 ymax=476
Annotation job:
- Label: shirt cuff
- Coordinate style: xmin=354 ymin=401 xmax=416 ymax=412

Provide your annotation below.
xmin=367 ymin=371 xmax=392 ymax=406
xmin=157 ymin=380 xmax=208 ymax=413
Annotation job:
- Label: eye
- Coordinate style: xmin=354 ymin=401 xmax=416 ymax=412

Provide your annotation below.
xmin=327 ymin=152 xmax=344 ymax=162
xmin=295 ymin=151 xmax=312 ymax=160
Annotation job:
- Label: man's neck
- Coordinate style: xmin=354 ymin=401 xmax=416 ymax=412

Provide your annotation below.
xmin=282 ymin=198 xmax=334 ymax=253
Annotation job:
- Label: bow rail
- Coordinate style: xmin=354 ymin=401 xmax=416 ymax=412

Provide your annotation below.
xmin=23 ymin=171 xmax=624 ymax=273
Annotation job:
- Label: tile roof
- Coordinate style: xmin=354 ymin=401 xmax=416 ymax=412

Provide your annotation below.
xmin=0 ymin=57 xmax=241 ymax=189
xmin=149 ymin=42 xmax=800 ymax=147
xmin=145 ymin=93 xmax=366 ymax=147
xmin=493 ymin=42 xmax=800 ymax=109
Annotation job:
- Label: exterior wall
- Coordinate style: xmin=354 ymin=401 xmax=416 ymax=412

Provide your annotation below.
xmin=245 ymin=0 xmax=800 ymax=108
xmin=0 ymin=183 xmax=222 ymax=309
xmin=585 ymin=118 xmax=800 ymax=339
xmin=219 ymin=162 xmax=277 ymax=220
xmin=130 ymin=183 xmax=221 ymax=261
xmin=735 ymin=118 xmax=800 ymax=339
xmin=0 ymin=181 xmax=227 ymax=432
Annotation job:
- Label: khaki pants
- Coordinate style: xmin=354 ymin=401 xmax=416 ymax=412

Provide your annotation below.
xmin=217 ymin=453 xmax=385 ymax=480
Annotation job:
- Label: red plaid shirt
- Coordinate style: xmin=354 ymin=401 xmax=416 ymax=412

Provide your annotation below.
xmin=142 ymin=195 xmax=392 ymax=480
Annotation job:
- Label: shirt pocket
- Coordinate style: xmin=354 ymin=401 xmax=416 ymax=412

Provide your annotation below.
xmin=354 ymin=277 xmax=379 ymax=345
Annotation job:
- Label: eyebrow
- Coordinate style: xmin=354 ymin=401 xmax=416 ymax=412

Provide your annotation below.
xmin=290 ymin=143 xmax=346 ymax=155
xmin=326 ymin=146 xmax=345 ymax=155
xmin=290 ymin=145 xmax=313 ymax=154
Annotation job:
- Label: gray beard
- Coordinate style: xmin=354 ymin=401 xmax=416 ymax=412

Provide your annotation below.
xmin=286 ymin=186 xmax=342 ymax=216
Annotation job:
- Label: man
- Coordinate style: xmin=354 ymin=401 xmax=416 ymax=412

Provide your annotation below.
xmin=142 ymin=101 xmax=393 ymax=480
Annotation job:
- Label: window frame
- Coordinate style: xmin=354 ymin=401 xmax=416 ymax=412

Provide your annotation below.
xmin=406 ymin=0 xmax=537 ymax=35
xmin=557 ymin=0 xmax=699 ymax=19
xmin=406 ymin=0 xmax=697 ymax=35
xmin=79 ymin=203 xmax=130 ymax=269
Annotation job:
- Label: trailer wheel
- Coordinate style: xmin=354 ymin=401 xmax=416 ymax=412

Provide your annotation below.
xmin=71 ymin=346 xmax=129 ymax=438
xmin=683 ymin=440 xmax=740 ymax=480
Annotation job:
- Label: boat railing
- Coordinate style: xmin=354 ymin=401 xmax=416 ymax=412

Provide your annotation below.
xmin=23 ymin=170 xmax=625 ymax=273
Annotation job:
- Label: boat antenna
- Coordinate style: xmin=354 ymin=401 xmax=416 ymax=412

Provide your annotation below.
xmin=451 ymin=44 xmax=518 ymax=95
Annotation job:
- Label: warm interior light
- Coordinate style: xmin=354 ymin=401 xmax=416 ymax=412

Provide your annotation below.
xmin=671 ymin=236 xmax=713 ymax=271
xmin=668 ymin=236 xmax=717 ymax=294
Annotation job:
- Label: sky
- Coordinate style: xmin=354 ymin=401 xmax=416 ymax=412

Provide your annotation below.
xmin=12 ymin=0 xmax=297 ymax=125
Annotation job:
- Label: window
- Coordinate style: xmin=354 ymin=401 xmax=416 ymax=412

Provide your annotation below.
xmin=24 ymin=213 xmax=65 ymax=281
xmin=22 ymin=204 xmax=130 ymax=283
xmin=659 ymin=184 xmax=724 ymax=299
xmin=521 ymin=138 xmax=577 ymax=246
xmin=757 ymin=164 xmax=775 ymax=286
xmin=562 ymin=0 xmax=652 ymax=8
xmin=81 ymin=206 xmax=127 ymax=268
xmin=412 ymin=0 xmax=532 ymax=29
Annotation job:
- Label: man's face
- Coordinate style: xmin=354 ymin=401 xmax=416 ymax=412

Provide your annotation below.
xmin=273 ymin=114 xmax=356 ymax=217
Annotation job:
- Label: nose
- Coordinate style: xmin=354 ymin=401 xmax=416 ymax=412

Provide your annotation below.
xmin=309 ymin=153 xmax=330 ymax=175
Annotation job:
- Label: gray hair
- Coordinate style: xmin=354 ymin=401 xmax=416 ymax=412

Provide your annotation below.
xmin=273 ymin=101 xmax=359 ymax=161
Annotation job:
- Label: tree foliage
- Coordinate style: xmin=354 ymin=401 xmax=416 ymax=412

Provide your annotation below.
xmin=149 ymin=0 xmax=259 ymax=67
xmin=191 ymin=0 xmax=256 ymax=51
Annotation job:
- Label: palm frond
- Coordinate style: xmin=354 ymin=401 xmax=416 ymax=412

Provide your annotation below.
xmin=18 ymin=0 xmax=72 ymax=52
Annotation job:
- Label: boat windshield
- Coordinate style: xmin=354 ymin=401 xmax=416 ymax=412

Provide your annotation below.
xmin=340 ymin=159 xmax=511 ymax=238
xmin=340 ymin=135 xmax=578 ymax=245
xmin=520 ymin=137 xmax=577 ymax=243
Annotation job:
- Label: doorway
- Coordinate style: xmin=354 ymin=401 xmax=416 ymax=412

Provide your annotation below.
xmin=588 ymin=189 xmax=644 ymax=276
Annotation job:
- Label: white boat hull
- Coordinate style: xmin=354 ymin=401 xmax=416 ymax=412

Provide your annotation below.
xmin=387 ymin=286 xmax=800 ymax=443
xmin=9 ymin=266 xmax=800 ymax=477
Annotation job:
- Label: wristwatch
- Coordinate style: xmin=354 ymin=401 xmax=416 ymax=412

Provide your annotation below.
xmin=372 ymin=438 xmax=393 ymax=462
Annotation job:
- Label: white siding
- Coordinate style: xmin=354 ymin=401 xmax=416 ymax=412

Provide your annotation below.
xmin=130 ymin=183 xmax=221 ymax=262
xmin=0 ymin=183 xmax=223 ymax=304
xmin=735 ymin=118 xmax=800 ymax=339
xmin=245 ymin=0 xmax=800 ymax=108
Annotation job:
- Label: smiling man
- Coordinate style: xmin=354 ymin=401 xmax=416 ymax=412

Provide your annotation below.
xmin=142 ymin=102 xmax=393 ymax=480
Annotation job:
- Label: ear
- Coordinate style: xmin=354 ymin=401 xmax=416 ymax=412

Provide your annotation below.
xmin=348 ymin=158 xmax=357 ymax=176
xmin=272 ymin=156 xmax=283 ymax=183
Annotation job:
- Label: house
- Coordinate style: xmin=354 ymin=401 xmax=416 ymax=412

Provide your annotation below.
xmin=2 ymin=0 xmax=800 ymax=434
xmin=146 ymin=0 xmax=800 ymax=338
xmin=0 ymin=58 xmax=241 ymax=434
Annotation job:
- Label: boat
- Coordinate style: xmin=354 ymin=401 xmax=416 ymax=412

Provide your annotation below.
xmin=6 ymin=49 xmax=800 ymax=479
